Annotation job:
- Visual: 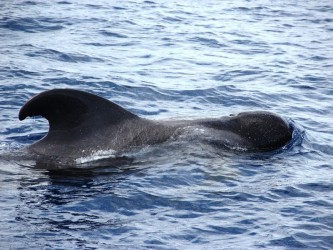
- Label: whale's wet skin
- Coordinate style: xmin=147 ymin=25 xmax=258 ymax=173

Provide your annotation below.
xmin=19 ymin=89 xmax=292 ymax=167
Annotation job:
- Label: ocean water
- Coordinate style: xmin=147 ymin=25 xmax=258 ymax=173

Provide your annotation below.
xmin=1 ymin=0 xmax=333 ymax=249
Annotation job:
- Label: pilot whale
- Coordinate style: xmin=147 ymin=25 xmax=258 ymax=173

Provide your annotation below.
xmin=19 ymin=89 xmax=292 ymax=161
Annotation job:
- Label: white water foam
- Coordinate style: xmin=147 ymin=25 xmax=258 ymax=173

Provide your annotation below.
xmin=75 ymin=149 xmax=118 ymax=165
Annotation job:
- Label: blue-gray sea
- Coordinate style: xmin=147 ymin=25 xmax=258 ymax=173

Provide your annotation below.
xmin=0 ymin=0 xmax=332 ymax=249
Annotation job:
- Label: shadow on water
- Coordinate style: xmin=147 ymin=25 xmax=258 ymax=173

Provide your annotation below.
xmin=19 ymin=154 xmax=144 ymax=187
xmin=12 ymin=156 xmax=148 ymax=242
xmin=11 ymin=169 xmax=140 ymax=248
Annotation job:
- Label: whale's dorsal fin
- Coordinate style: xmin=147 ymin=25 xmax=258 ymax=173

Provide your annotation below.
xmin=19 ymin=89 xmax=138 ymax=131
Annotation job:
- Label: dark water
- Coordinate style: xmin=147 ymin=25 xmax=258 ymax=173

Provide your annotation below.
xmin=1 ymin=0 xmax=333 ymax=249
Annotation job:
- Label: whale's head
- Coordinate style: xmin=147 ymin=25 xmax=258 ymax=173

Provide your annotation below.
xmin=201 ymin=111 xmax=292 ymax=152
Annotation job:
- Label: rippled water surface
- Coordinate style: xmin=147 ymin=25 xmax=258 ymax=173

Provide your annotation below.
xmin=1 ymin=0 xmax=333 ymax=249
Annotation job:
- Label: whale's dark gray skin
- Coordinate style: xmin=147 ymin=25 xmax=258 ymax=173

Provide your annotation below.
xmin=19 ymin=89 xmax=292 ymax=161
